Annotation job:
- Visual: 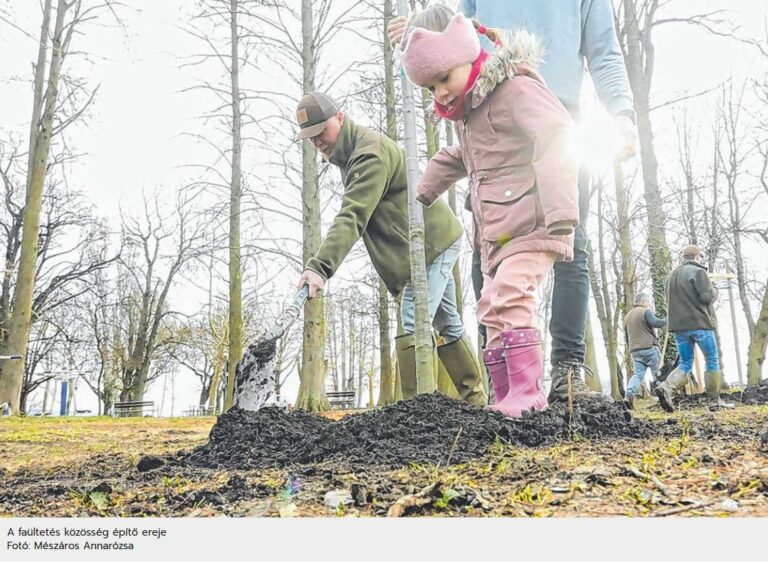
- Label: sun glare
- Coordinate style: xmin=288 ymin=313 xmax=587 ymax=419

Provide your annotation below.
xmin=567 ymin=110 xmax=624 ymax=171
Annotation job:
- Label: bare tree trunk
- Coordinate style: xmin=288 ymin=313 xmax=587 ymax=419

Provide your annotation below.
xmin=295 ymin=0 xmax=329 ymax=411
xmin=393 ymin=300 xmax=404 ymax=401
xmin=42 ymin=378 xmax=51 ymax=414
xmin=747 ymin=279 xmax=768 ymax=385
xmin=377 ymin=0 xmax=398 ymax=408
xmin=584 ymin=316 xmax=603 ymax=392
xmin=396 ymin=0 xmax=435 ymax=394
xmin=620 ymin=0 xmax=672 ymax=330
xmin=208 ymin=322 xmax=227 ymax=413
xmin=589 ymin=180 xmax=621 ymax=400
xmin=613 ymin=162 xmax=642 ymax=384
xmin=377 ymin=280 xmax=395 ymax=405
xmin=0 ymin=0 xmax=68 ymax=413
xmin=27 ymin=0 xmax=53 ymax=185
xmin=224 ymin=0 xmax=244 ymax=411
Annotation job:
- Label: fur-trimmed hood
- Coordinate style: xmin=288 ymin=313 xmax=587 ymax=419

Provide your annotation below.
xmin=472 ymin=29 xmax=544 ymax=106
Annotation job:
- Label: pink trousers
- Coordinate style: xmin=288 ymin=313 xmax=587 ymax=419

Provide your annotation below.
xmin=477 ymin=251 xmax=557 ymax=348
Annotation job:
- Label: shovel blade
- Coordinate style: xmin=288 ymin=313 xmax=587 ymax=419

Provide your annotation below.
xmin=233 ymin=337 xmax=277 ymax=412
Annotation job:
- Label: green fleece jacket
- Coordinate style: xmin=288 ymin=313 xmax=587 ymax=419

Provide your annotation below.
xmin=305 ymin=118 xmax=463 ymax=296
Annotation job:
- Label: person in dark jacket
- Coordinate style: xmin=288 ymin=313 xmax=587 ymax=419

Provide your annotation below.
xmin=293 ymin=92 xmax=487 ymax=406
xmin=622 ymin=292 xmax=666 ymax=410
xmin=654 ymin=244 xmax=731 ymax=412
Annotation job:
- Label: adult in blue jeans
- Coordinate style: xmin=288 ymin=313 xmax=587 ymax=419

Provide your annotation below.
xmin=623 ymin=292 xmax=666 ymax=410
xmin=654 ymin=245 xmax=732 ymax=412
xmin=387 ymin=1 xmax=637 ymax=402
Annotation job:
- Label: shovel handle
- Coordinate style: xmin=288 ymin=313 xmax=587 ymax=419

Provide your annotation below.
xmin=292 ymin=284 xmax=309 ymax=309
xmin=263 ymin=284 xmax=310 ymax=341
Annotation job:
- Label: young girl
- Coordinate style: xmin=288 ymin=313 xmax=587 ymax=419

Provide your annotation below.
xmin=399 ymin=6 xmax=579 ymax=417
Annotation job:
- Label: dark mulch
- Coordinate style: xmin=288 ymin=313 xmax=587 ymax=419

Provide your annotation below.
xmin=677 ymin=380 xmax=768 ymax=408
xmin=178 ymin=393 xmax=664 ymax=470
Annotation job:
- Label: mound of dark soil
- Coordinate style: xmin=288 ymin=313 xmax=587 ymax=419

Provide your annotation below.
xmin=676 ymin=380 xmax=768 ymax=408
xmin=181 ymin=393 xmax=661 ymax=470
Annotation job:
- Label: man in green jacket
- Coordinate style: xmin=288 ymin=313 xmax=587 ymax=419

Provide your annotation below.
xmin=653 ymin=244 xmax=732 ymax=412
xmin=293 ymin=92 xmax=486 ymax=406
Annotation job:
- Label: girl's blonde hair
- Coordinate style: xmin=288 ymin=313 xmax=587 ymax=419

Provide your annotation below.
xmin=406 ymin=4 xmax=504 ymax=47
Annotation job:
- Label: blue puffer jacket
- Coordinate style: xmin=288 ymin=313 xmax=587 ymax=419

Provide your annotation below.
xmin=458 ymin=0 xmax=634 ymax=117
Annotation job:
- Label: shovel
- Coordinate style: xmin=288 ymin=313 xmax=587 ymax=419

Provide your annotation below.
xmin=233 ymin=284 xmax=309 ymax=412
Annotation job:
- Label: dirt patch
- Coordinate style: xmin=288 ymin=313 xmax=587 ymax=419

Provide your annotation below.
xmin=677 ymin=380 xmax=768 ymax=408
xmin=180 ymin=393 xmax=663 ymax=470
xmin=2 ymin=404 xmax=767 ymax=517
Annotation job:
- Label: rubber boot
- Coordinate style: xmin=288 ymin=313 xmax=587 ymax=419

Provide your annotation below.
xmin=489 ymin=328 xmax=548 ymax=418
xmin=704 ymin=370 xmax=734 ymax=411
xmin=437 ymin=335 xmax=488 ymax=407
xmin=622 ymin=393 xmax=635 ymax=411
xmin=653 ymin=367 xmax=689 ymax=413
xmin=483 ymin=347 xmax=508 ymax=405
xmin=395 ymin=334 xmax=437 ymax=399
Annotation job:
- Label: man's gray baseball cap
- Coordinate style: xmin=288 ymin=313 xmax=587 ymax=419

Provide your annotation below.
xmin=296 ymin=92 xmax=338 ymax=139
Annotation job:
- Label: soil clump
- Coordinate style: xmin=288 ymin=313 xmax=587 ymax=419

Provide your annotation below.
xmin=181 ymin=393 xmax=661 ymax=470
xmin=676 ymin=380 xmax=768 ymax=408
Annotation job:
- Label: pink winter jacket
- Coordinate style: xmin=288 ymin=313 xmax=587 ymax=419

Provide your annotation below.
xmin=416 ymin=38 xmax=579 ymax=276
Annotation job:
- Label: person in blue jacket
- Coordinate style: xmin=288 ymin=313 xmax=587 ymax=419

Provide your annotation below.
xmin=389 ymin=0 xmax=638 ymax=403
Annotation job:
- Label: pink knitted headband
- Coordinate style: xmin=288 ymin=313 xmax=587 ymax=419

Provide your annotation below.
xmin=400 ymin=13 xmax=481 ymax=88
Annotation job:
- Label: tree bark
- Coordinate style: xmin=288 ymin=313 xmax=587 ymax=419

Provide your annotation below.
xmin=584 ymin=316 xmax=603 ymax=392
xmin=620 ymin=0 xmax=672 ymax=340
xmin=588 ymin=180 xmax=621 ymax=400
xmin=224 ymin=0 xmax=244 ymax=411
xmin=746 ymin=278 xmax=768 ymax=385
xmin=0 ymin=0 xmax=68 ymax=413
xmin=377 ymin=279 xmax=395 ymax=405
xmin=295 ymin=0 xmax=329 ymax=411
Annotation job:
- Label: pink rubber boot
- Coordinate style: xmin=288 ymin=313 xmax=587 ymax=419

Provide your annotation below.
xmin=489 ymin=328 xmax=548 ymax=418
xmin=483 ymin=347 xmax=508 ymax=404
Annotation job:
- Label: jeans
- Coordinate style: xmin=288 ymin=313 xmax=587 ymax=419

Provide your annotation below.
xmin=471 ymin=248 xmax=487 ymax=347
xmin=400 ymin=237 xmax=464 ymax=343
xmin=627 ymin=346 xmax=661 ymax=398
xmin=549 ymin=167 xmax=590 ymax=366
xmin=675 ymin=329 xmax=720 ymax=373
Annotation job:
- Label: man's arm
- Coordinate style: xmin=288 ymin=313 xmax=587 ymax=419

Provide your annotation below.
xmin=582 ymin=0 xmax=637 ymax=161
xmin=691 ymin=269 xmax=717 ymax=305
xmin=644 ymin=309 xmax=667 ymax=329
xmin=304 ymin=155 xmax=389 ymax=281
xmin=581 ymin=0 xmax=634 ymax=117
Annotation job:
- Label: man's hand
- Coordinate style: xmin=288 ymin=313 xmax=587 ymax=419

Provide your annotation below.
xmin=387 ymin=16 xmax=408 ymax=46
xmin=615 ymin=114 xmax=638 ymax=162
xmin=297 ymin=269 xmax=325 ymax=298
